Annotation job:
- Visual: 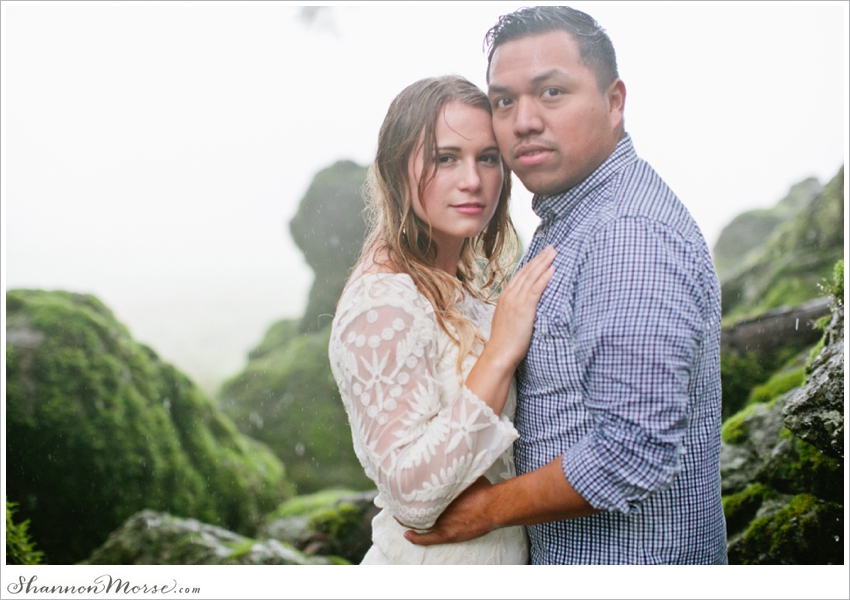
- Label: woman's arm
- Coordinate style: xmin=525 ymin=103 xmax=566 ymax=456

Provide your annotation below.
xmin=465 ymin=245 xmax=556 ymax=415
xmin=329 ymin=248 xmax=555 ymax=529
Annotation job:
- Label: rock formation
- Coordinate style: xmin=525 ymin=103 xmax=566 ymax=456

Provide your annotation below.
xmin=713 ymin=177 xmax=821 ymax=282
xmin=81 ymin=510 xmax=335 ymax=565
xmin=289 ymin=160 xmax=370 ymax=333
xmin=258 ymin=489 xmax=379 ymax=564
xmin=6 ymin=290 xmax=292 ymax=564
xmin=783 ymin=273 xmax=844 ymax=459
xmin=719 ymin=260 xmax=843 ymax=564
xmin=719 ymin=168 xmax=843 ymax=318
xmin=218 ymin=321 xmax=373 ymax=494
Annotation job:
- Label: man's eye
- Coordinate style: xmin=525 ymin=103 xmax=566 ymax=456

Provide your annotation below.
xmin=493 ymin=97 xmax=513 ymax=109
xmin=542 ymin=88 xmax=562 ymax=98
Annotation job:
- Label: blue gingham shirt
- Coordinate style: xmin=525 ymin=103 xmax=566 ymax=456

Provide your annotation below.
xmin=515 ymin=135 xmax=728 ymax=564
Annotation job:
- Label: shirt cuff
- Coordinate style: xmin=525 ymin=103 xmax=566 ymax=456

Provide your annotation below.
xmin=560 ymin=421 xmax=684 ymax=514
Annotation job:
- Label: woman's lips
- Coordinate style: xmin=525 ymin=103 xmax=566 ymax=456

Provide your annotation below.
xmin=452 ymin=203 xmax=485 ymax=215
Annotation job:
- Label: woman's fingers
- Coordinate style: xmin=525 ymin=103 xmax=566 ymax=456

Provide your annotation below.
xmin=508 ymin=245 xmax=556 ymax=297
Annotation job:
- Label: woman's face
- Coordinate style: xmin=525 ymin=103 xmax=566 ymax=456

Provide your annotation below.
xmin=408 ymin=101 xmax=504 ymax=260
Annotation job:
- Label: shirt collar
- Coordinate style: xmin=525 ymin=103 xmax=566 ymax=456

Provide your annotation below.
xmin=531 ymin=134 xmax=638 ymax=222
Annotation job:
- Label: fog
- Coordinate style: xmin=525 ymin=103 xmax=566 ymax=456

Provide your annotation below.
xmin=3 ymin=3 xmax=845 ymax=392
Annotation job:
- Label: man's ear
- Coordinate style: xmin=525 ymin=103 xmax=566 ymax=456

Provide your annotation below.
xmin=607 ymin=79 xmax=626 ymax=133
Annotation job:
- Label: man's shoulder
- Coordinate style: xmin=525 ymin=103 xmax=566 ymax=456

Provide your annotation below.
xmin=605 ymin=157 xmax=700 ymax=240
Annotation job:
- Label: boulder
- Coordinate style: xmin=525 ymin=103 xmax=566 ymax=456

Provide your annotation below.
xmin=713 ymin=177 xmax=821 ymax=282
xmin=719 ymin=168 xmax=843 ymax=318
xmin=289 ymin=160 xmax=370 ymax=334
xmin=719 ymin=260 xmax=844 ymax=564
xmin=783 ymin=298 xmax=844 ymax=459
xmin=218 ymin=324 xmax=373 ymax=494
xmin=258 ymin=489 xmax=378 ymax=564
xmin=726 ymin=493 xmax=843 ymax=565
xmin=81 ymin=510 xmax=335 ymax=565
xmin=6 ymin=290 xmax=291 ymax=564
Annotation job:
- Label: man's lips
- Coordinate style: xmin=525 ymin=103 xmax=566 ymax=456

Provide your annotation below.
xmin=452 ymin=203 xmax=485 ymax=215
xmin=514 ymin=144 xmax=554 ymax=167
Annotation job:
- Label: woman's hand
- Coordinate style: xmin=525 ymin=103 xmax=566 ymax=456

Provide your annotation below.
xmin=464 ymin=245 xmax=555 ymax=416
xmin=484 ymin=245 xmax=556 ymax=372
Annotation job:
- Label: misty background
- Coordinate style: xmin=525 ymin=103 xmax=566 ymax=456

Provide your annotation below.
xmin=3 ymin=3 xmax=845 ymax=393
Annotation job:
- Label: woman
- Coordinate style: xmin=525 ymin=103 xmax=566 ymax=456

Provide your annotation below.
xmin=328 ymin=75 xmax=555 ymax=564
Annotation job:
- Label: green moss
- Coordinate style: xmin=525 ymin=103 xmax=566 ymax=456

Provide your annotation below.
xmin=266 ymin=489 xmax=359 ymax=521
xmin=6 ymin=498 xmax=44 ymax=565
xmin=747 ymin=367 xmax=804 ymax=405
xmin=218 ymin=326 xmax=373 ymax=494
xmin=226 ymin=539 xmax=256 ymax=559
xmin=732 ymin=494 xmax=843 ymax=564
xmin=309 ymin=503 xmax=360 ymax=540
xmin=6 ymin=289 xmax=292 ymax=564
xmin=720 ymin=351 xmax=767 ymax=421
xmin=720 ymin=168 xmax=844 ymax=318
xmin=721 ymin=401 xmax=765 ymax=444
xmin=248 ymin=319 xmax=300 ymax=361
xmin=759 ymin=431 xmax=843 ymax=503
xmin=722 ymin=483 xmax=775 ymax=535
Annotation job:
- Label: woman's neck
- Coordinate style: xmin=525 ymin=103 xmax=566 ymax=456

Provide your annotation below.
xmin=434 ymin=239 xmax=463 ymax=278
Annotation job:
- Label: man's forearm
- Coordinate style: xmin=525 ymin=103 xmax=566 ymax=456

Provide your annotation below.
xmin=404 ymin=454 xmax=599 ymax=546
xmin=487 ymin=455 xmax=599 ymax=528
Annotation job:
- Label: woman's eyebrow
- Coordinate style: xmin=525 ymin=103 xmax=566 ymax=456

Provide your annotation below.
xmin=436 ymin=146 xmax=500 ymax=153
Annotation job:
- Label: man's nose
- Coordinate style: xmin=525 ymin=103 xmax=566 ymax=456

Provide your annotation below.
xmin=513 ymin=97 xmax=544 ymax=136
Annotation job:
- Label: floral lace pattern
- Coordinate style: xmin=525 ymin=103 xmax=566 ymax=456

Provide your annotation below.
xmin=329 ymin=273 xmax=523 ymax=550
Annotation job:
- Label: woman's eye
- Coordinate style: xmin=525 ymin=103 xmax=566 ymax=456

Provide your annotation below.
xmin=480 ymin=154 xmax=500 ymax=165
xmin=437 ymin=155 xmax=455 ymax=164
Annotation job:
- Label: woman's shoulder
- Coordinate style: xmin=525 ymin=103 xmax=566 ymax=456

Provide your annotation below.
xmin=343 ymin=270 xmax=420 ymax=302
xmin=335 ymin=270 xmax=433 ymax=329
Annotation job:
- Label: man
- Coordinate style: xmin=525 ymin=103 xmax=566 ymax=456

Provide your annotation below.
xmin=406 ymin=6 xmax=727 ymax=564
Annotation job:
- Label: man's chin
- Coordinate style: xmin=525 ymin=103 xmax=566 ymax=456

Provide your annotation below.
xmin=514 ymin=173 xmax=571 ymax=197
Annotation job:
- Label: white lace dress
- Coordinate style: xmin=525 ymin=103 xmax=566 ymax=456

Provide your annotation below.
xmin=329 ymin=272 xmax=529 ymax=564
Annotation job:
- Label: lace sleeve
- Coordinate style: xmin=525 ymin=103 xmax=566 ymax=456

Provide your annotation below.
xmin=329 ymin=278 xmax=518 ymax=529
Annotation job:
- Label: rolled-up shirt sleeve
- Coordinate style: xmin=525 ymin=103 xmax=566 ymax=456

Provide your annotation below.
xmin=561 ymin=216 xmax=707 ymax=513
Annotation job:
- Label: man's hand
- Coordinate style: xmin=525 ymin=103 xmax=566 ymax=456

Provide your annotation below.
xmin=404 ymin=476 xmax=494 ymax=546
xmin=405 ymin=457 xmax=599 ymax=547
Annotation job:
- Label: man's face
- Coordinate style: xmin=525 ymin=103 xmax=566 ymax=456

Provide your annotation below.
xmin=487 ymin=30 xmax=625 ymax=196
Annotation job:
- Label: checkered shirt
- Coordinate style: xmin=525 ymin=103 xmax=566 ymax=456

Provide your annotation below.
xmin=515 ymin=135 xmax=728 ymax=564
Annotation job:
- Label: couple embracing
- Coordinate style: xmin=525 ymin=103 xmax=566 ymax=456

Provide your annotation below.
xmin=328 ymin=6 xmax=727 ymax=565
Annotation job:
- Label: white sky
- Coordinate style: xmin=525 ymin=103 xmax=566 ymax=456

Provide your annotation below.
xmin=2 ymin=1 xmax=847 ymax=392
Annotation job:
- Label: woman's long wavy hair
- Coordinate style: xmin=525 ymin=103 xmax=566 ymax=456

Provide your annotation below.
xmin=352 ymin=75 xmax=518 ymax=372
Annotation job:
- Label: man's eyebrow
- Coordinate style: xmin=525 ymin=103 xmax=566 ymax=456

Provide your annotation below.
xmin=488 ymin=69 xmax=573 ymax=95
xmin=530 ymin=69 xmax=572 ymax=85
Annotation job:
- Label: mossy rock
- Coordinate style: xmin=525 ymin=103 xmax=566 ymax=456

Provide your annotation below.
xmin=6 ymin=289 xmax=292 ymax=564
xmin=727 ymin=494 xmax=843 ymax=565
xmin=80 ymin=510 xmax=333 ymax=565
xmin=218 ymin=324 xmax=373 ymax=494
xmin=713 ymin=177 xmax=821 ymax=282
xmin=747 ymin=367 xmax=804 ymax=406
xmin=289 ymin=160 xmax=370 ymax=333
xmin=756 ymin=430 xmax=843 ymax=503
xmin=720 ymin=168 xmax=844 ymax=318
xmin=259 ymin=489 xmax=378 ymax=564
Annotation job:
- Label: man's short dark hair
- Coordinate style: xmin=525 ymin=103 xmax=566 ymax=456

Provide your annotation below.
xmin=485 ymin=6 xmax=619 ymax=90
